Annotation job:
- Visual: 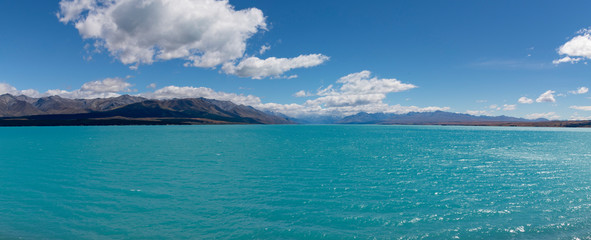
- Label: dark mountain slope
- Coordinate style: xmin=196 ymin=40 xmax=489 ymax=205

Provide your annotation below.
xmin=81 ymin=95 xmax=147 ymax=111
xmin=0 ymin=94 xmax=43 ymax=117
xmin=0 ymin=96 xmax=291 ymax=125
xmin=33 ymin=96 xmax=86 ymax=114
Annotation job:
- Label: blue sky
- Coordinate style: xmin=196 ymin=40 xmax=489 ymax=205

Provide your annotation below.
xmin=1 ymin=0 xmax=591 ymax=119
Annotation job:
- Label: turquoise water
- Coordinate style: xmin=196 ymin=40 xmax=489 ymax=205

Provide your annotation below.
xmin=2 ymin=125 xmax=591 ymax=239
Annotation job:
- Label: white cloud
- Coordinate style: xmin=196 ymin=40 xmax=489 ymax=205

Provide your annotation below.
xmin=554 ymin=28 xmax=591 ymax=64
xmin=570 ymin=105 xmax=591 ymax=111
xmin=47 ymin=78 xmax=134 ymax=99
xmin=569 ymin=86 xmax=588 ymax=95
xmin=259 ymin=44 xmax=270 ymax=55
xmin=569 ymin=112 xmax=591 ymax=120
xmin=45 ymin=89 xmax=122 ymax=99
xmin=19 ymin=89 xmax=44 ymax=98
xmin=518 ymin=96 xmax=534 ymax=104
xmin=466 ymin=110 xmax=491 ymax=116
xmin=553 ymin=56 xmax=582 ymax=64
xmin=80 ymin=77 xmax=131 ymax=93
xmin=147 ymin=83 xmax=157 ymax=89
xmin=251 ymin=70 xmax=447 ymax=117
xmin=4 ymin=79 xmax=259 ymax=105
xmin=294 ymin=90 xmax=312 ymax=97
xmin=486 ymin=104 xmax=514 ymax=111
xmin=525 ymin=112 xmax=560 ymax=120
xmin=303 ymin=71 xmax=417 ymax=108
xmin=248 ymin=71 xmax=446 ymax=117
xmin=502 ymin=104 xmax=516 ymax=111
xmin=256 ymin=102 xmax=449 ymax=118
xmin=58 ymin=0 xmax=329 ymax=79
xmin=316 ymin=84 xmax=334 ymax=96
xmin=0 ymin=83 xmax=42 ymax=97
xmin=536 ymin=90 xmax=556 ymax=103
xmin=335 ymin=71 xmax=417 ymax=94
xmin=140 ymin=85 xmax=262 ymax=106
xmin=1 ymin=71 xmax=448 ymax=118
xmin=57 ymin=0 xmax=95 ymax=23
xmin=58 ymin=0 xmax=266 ymax=68
xmin=306 ymin=93 xmax=386 ymax=107
xmin=137 ymin=78 xmax=444 ymax=118
xmin=221 ymin=54 xmax=329 ymax=79
xmin=1 ymin=78 xmax=133 ymax=99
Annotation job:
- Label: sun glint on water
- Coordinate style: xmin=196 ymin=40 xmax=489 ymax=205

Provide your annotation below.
xmin=1 ymin=125 xmax=591 ymax=239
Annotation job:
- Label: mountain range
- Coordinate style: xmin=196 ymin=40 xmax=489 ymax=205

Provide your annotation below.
xmin=2 ymin=93 xmax=590 ymax=127
xmin=0 ymin=94 xmax=291 ymax=125
xmin=335 ymin=111 xmax=546 ymax=124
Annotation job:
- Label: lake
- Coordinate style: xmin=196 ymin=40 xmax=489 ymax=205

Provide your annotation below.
xmin=2 ymin=125 xmax=591 ymax=239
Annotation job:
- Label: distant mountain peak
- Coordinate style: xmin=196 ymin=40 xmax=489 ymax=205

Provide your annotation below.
xmin=331 ymin=110 xmax=545 ymax=124
xmin=0 ymin=93 xmax=552 ymax=126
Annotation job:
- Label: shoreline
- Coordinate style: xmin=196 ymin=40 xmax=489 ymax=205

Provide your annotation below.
xmin=0 ymin=118 xmax=590 ymax=128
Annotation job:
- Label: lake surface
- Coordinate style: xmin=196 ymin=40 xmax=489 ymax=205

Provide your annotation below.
xmin=2 ymin=125 xmax=591 ymax=239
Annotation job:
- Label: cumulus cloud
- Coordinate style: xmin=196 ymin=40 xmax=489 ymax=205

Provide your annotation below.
xmin=294 ymin=90 xmax=312 ymax=97
xmin=569 ymin=86 xmax=589 ymax=95
xmin=554 ymin=28 xmax=591 ymax=64
xmin=136 ymin=82 xmax=446 ymax=117
xmin=466 ymin=110 xmax=491 ymax=116
xmin=138 ymin=72 xmax=445 ymax=117
xmin=335 ymin=71 xmax=417 ymax=94
xmin=48 ymin=77 xmax=134 ymax=99
xmin=502 ymin=104 xmax=516 ymax=111
xmin=58 ymin=0 xmax=267 ymax=68
xmin=45 ymin=89 xmax=122 ymax=99
xmin=250 ymin=70 xmax=448 ymax=117
xmin=58 ymin=0 xmax=329 ymax=78
xmin=536 ymin=90 xmax=556 ymax=103
xmin=306 ymin=93 xmax=386 ymax=107
xmin=256 ymin=102 xmax=449 ymax=118
xmin=80 ymin=77 xmax=131 ymax=93
xmin=1 ymin=78 xmax=133 ymax=99
xmin=140 ymin=85 xmax=262 ymax=106
xmin=570 ymin=105 xmax=591 ymax=111
xmin=518 ymin=96 xmax=534 ymax=104
xmin=222 ymin=54 xmax=329 ymax=79
xmin=1 ymin=71 xmax=448 ymax=117
xmin=525 ymin=112 xmax=560 ymax=120
xmin=147 ymin=83 xmax=157 ymax=89
xmin=304 ymin=71 xmax=417 ymax=108
xmin=0 ymin=83 xmax=42 ymax=97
